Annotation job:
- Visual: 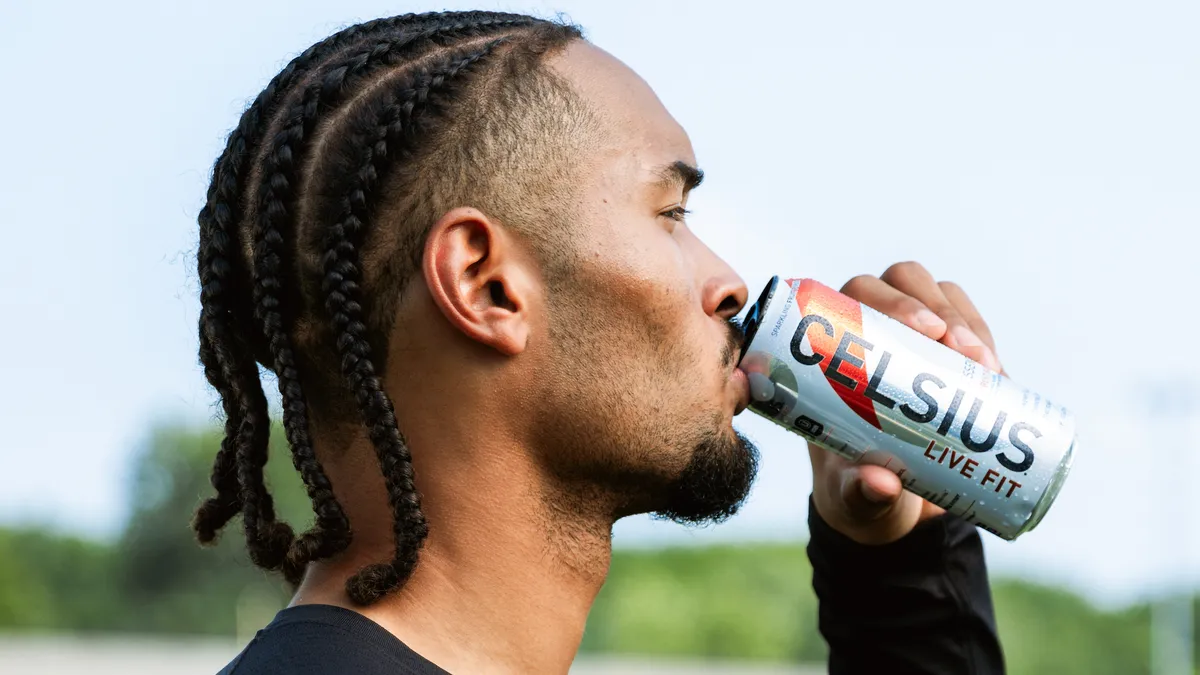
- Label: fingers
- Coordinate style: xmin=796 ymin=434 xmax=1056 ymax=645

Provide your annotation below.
xmin=878 ymin=262 xmax=1002 ymax=372
xmin=840 ymin=274 xmax=948 ymax=340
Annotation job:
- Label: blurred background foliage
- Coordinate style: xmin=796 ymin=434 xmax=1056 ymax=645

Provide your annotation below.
xmin=0 ymin=424 xmax=1178 ymax=674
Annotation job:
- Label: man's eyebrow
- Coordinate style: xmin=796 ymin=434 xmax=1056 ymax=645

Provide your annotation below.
xmin=654 ymin=160 xmax=705 ymax=193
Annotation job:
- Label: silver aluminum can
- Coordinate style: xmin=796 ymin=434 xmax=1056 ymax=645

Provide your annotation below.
xmin=738 ymin=276 xmax=1075 ymax=540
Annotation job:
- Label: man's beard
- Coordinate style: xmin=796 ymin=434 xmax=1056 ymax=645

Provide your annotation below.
xmin=542 ymin=413 xmax=761 ymax=527
xmin=649 ymin=428 xmax=759 ymax=525
xmin=649 ymin=321 xmax=760 ymax=525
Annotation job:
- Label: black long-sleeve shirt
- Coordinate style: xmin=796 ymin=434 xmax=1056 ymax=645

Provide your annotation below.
xmin=808 ymin=498 xmax=1006 ymax=674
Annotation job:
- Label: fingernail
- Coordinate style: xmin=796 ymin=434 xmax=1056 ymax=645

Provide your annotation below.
xmin=981 ymin=346 xmax=1003 ymax=372
xmin=951 ymin=326 xmax=1002 ymax=371
xmin=950 ymin=325 xmax=984 ymax=348
xmin=860 ymin=480 xmax=891 ymax=504
xmin=915 ymin=309 xmax=945 ymax=329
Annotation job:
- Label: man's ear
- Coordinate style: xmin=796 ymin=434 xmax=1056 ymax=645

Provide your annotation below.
xmin=422 ymin=207 xmax=534 ymax=356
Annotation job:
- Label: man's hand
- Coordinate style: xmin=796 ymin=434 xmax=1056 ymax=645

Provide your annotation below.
xmin=810 ymin=262 xmax=1005 ymax=545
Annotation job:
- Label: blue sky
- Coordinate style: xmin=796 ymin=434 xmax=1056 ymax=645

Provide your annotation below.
xmin=1 ymin=0 xmax=1197 ymax=606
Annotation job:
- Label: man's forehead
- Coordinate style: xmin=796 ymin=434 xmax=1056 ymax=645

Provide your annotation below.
xmin=547 ymin=41 xmax=695 ymax=166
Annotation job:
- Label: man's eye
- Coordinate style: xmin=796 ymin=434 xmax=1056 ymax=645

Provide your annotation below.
xmin=661 ymin=206 xmax=692 ymax=222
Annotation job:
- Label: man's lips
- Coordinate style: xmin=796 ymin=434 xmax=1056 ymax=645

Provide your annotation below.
xmin=731 ymin=367 xmax=750 ymax=416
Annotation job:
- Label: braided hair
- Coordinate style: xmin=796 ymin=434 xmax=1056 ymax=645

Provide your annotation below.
xmin=192 ymin=11 xmax=588 ymax=605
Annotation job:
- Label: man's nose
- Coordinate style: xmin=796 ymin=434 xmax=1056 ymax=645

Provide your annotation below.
xmin=701 ymin=260 xmax=748 ymax=321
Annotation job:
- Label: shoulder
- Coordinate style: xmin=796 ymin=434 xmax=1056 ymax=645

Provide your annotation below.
xmin=218 ymin=604 xmax=445 ymax=675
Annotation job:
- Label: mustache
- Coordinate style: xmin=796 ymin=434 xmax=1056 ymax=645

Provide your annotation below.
xmin=720 ymin=319 xmax=743 ymax=370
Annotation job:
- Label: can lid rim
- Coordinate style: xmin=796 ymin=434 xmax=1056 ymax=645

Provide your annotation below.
xmin=738 ymin=276 xmax=781 ymax=364
xmin=1017 ymin=436 xmax=1075 ymax=537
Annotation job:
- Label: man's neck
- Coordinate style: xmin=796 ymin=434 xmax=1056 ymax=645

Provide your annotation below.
xmin=294 ymin=419 xmax=614 ymax=675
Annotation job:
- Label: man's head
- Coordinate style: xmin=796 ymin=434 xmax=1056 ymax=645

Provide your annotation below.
xmin=193 ymin=11 xmax=757 ymax=606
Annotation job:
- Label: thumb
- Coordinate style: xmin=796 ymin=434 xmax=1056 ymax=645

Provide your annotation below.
xmin=840 ymin=465 xmax=903 ymax=522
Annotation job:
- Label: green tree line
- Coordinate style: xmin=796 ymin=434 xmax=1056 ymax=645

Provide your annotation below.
xmin=0 ymin=424 xmax=1178 ymax=674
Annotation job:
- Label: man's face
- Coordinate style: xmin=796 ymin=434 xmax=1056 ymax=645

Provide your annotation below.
xmin=530 ymin=43 xmax=758 ymax=524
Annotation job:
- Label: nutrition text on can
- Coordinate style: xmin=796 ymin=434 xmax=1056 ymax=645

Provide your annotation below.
xmin=738 ymin=277 xmax=1076 ymax=540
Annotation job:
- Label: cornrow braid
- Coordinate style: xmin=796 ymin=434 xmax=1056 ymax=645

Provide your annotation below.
xmin=194 ymin=196 xmax=277 ymax=551
xmin=320 ymin=42 xmax=510 ymax=604
xmin=190 ymin=331 xmax=244 ymax=542
xmin=193 ymin=10 xmax=585 ymax=603
xmin=233 ymin=375 xmax=294 ymax=571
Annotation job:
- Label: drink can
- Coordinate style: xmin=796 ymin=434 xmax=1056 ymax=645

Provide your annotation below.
xmin=738 ymin=276 xmax=1075 ymax=540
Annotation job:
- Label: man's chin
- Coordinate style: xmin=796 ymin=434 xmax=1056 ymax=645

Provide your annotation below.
xmin=650 ymin=430 xmax=760 ymax=526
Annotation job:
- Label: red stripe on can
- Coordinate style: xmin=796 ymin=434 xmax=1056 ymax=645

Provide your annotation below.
xmin=789 ymin=278 xmax=882 ymax=430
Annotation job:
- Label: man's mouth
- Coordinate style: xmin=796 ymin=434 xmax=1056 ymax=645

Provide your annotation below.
xmin=731 ymin=367 xmax=750 ymax=416
xmin=721 ymin=319 xmax=750 ymax=416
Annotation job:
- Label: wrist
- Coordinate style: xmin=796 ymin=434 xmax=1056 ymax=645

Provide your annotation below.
xmin=808 ymin=495 xmax=956 ymax=575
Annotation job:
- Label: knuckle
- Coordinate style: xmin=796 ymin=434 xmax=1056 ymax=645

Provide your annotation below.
xmin=880 ymin=260 xmax=925 ymax=285
xmin=938 ymin=280 xmax=964 ymax=296
xmin=840 ymin=274 xmax=878 ymax=298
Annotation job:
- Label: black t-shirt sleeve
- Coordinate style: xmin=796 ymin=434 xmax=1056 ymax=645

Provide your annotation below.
xmin=807 ymin=498 xmax=1005 ymax=675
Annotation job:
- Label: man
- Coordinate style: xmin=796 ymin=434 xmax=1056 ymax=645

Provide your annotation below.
xmin=196 ymin=11 xmax=1004 ymax=674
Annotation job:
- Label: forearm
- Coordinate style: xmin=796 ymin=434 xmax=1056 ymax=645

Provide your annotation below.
xmin=807 ymin=497 xmax=1005 ymax=674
